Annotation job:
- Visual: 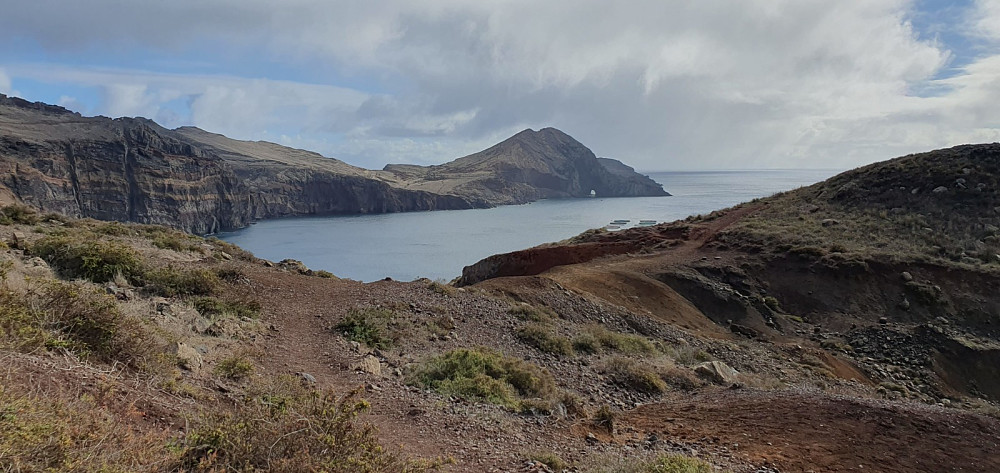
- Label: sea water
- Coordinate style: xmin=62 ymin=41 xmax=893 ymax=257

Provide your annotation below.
xmin=219 ymin=169 xmax=840 ymax=282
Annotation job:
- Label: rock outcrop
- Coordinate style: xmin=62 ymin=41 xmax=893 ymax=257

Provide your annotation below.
xmin=0 ymin=95 xmax=668 ymax=233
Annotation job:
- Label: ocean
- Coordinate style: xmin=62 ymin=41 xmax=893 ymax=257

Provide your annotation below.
xmin=218 ymin=169 xmax=841 ymax=282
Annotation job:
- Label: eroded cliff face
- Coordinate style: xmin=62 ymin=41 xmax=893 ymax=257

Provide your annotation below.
xmin=0 ymin=95 xmax=667 ymax=233
xmin=0 ymin=98 xmax=250 ymax=233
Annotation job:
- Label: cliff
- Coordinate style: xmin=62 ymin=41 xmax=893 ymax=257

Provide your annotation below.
xmin=0 ymin=95 xmax=667 ymax=233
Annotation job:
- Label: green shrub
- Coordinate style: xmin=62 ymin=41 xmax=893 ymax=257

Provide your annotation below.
xmin=600 ymin=357 xmax=667 ymax=394
xmin=143 ymin=267 xmax=220 ymax=297
xmin=151 ymin=232 xmax=203 ymax=253
xmin=32 ymin=236 xmax=144 ymax=284
xmin=191 ymin=296 xmax=261 ymax=320
xmin=0 ymin=281 xmax=156 ymax=367
xmin=576 ymin=325 xmax=655 ymax=355
xmin=583 ymin=453 xmax=715 ymax=473
xmin=637 ymin=454 xmax=714 ymax=473
xmin=336 ymin=308 xmax=395 ymax=349
xmin=315 ymin=270 xmax=336 ymax=279
xmin=409 ymin=348 xmax=557 ymax=409
xmin=572 ymin=332 xmax=601 ymax=354
xmin=0 ymin=204 xmax=40 ymax=225
xmin=177 ymin=381 xmax=442 ymax=472
xmin=517 ymin=323 xmax=574 ymax=356
xmin=763 ymin=296 xmax=781 ymax=311
xmin=508 ymin=304 xmax=554 ymax=322
xmin=526 ymin=451 xmax=568 ymax=471
xmin=215 ymin=355 xmax=255 ymax=380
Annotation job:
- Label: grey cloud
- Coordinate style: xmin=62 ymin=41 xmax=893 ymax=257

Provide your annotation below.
xmin=2 ymin=1 xmax=1000 ymax=170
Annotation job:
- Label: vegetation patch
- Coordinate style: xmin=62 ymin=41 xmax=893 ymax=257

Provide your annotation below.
xmin=0 ymin=383 xmax=175 ymax=472
xmin=517 ymin=323 xmax=574 ymax=356
xmin=508 ymin=303 xmax=556 ymax=322
xmin=600 ymin=357 xmax=668 ymax=394
xmin=191 ymin=296 xmax=261 ymax=320
xmin=215 ymin=354 xmax=256 ymax=380
xmin=336 ymin=308 xmax=396 ymax=349
xmin=177 ymin=380 xmax=446 ymax=472
xmin=574 ymin=325 xmax=656 ymax=355
xmin=525 ymin=450 xmax=568 ymax=471
xmin=0 ymin=281 xmax=157 ymax=367
xmin=585 ymin=453 xmax=716 ymax=473
xmin=32 ymin=236 xmax=144 ymax=284
xmin=143 ymin=266 xmax=220 ymax=297
xmin=0 ymin=204 xmax=40 ymax=225
xmin=409 ymin=348 xmax=557 ymax=410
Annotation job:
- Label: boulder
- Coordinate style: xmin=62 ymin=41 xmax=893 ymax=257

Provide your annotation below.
xmin=192 ymin=316 xmax=214 ymax=334
xmin=172 ymin=342 xmax=203 ymax=372
xmin=350 ymin=355 xmax=382 ymax=375
xmin=694 ymin=361 xmax=740 ymax=384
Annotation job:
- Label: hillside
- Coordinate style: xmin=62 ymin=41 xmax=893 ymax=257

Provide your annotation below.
xmin=0 ymin=95 xmax=666 ymax=234
xmin=1 ymin=143 xmax=998 ymax=472
xmin=384 ymin=128 xmax=668 ymax=203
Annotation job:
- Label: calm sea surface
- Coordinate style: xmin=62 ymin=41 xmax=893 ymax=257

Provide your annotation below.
xmin=219 ymin=169 xmax=841 ymax=282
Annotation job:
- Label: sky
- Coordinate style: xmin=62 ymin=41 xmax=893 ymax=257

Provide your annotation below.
xmin=1 ymin=0 xmax=999 ymax=171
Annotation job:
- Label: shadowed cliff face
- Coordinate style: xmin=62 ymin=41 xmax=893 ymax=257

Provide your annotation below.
xmin=0 ymin=95 xmax=666 ymax=233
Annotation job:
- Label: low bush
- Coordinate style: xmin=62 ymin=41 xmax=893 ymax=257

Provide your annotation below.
xmin=600 ymin=357 xmax=668 ymax=394
xmin=526 ymin=450 xmax=568 ymax=471
xmin=575 ymin=325 xmax=656 ymax=355
xmin=0 ymin=383 xmax=175 ymax=471
xmin=0 ymin=204 xmax=40 ymax=225
xmin=151 ymin=232 xmax=204 ymax=253
xmin=336 ymin=308 xmax=396 ymax=349
xmin=177 ymin=380 xmax=444 ymax=472
xmin=32 ymin=236 xmax=144 ymax=284
xmin=191 ymin=296 xmax=261 ymax=320
xmin=585 ymin=453 xmax=715 ymax=473
xmin=215 ymin=354 xmax=255 ymax=380
xmin=508 ymin=303 xmax=555 ymax=322
xmin=409 ymin=348 xmax=557 ymax=410
xmin=143 ymin=267 xmax=220 ymax=297
xmin=517 ymin=323 xmax=574 ymax=356
xmin=0 ymin=281 xmax=156 ymax=367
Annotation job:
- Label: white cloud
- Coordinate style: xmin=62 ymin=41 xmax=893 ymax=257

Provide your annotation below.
xmin=2 ymin=1 xmax=999 ymax=170
xmin=0 ymin=68 xmax=11 ymax=95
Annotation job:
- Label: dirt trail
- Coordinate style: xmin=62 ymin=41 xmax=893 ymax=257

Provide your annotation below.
xmin=627 ymin=389 xmax=1000 ymax=473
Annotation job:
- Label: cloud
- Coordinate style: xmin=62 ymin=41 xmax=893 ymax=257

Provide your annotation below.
xmin=0 ymin=68 xmax=10 ymax=95
xmin=2 ymin=1 xmax=999 ymax=170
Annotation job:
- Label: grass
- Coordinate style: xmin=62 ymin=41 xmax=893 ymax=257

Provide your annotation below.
xmin=215 ymin=354 xmax=256 ymax=380
xmin=0 ymin=280 xmax=158 ymax=367
xmin=508 ymin=303 xmax=556 ymax=322
xmin=177 ymin=378 xmax=448 ymax=472
xmin=191 ymin=296 xmax=262 ymax=320
xmin=428 ymin=281 xmax=456 ymax=296
xmin=0 ymin=383 xmax=176 ymax=472
xmin=32 ymin=236 xmax=145 ymax=284
xmin=526 ymin=450 xmax=568 ymax=471
xmin=573 ymin=325 xmax=656 ymax=355
xmin=336 ymin=308 xmax=396 ymax=349
xmin=143 ymin=266 xmax=220 ymax=297
xmin=584 ymin=453 xmax=716 ymax=473
xmin=715 ymin=146 xmax=1000 ymax=270
xmin=409 ymin=348 xmax=557 ymax=410
xmin=600 ymin=357 xmax=668 ymax=394
xmin=517 ymin=323 xmax=574 ymax=356
xmin=0 ymin=204 xmax=40 ymax=225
